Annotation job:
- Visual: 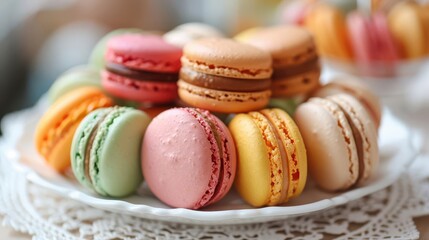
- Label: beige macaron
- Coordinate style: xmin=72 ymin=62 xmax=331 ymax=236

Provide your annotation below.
xmin=311 ymin=77 xmax=382 ymax=129
xmin=294 ymin=94 xmax=378 ymax=191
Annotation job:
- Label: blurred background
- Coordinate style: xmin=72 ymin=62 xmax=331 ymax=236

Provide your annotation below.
xmin=0 ymin=0 xmax=282 ymax=119
xmin=1 ymin=0 xmax=428 ymax=122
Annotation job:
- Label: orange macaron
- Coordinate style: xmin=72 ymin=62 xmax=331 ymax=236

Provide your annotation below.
xmin=178 ymin=38 xmax=273 ymax=113
xmin=35 ymin=87 xmax=113 ymax=172
xmin=239 ymin=25 xmax=321 ymax=98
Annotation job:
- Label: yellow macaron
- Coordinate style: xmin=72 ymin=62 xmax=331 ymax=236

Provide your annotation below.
xmin=229 ymin=108 xmax=307 ymax=207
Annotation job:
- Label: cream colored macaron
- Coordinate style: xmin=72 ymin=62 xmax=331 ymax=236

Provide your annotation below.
xmin=294 ymin=94 xmax=378 ymax=191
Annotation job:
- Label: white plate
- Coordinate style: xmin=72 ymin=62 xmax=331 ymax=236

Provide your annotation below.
xmin=1 ymin=101 xmax=418 ymax=225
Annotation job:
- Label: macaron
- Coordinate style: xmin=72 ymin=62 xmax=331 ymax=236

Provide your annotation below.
xmin=347 ymin=11 xmax=399 ymax=63
xmin=305 ymin=4 xmax=353 ymax=60
xmin=233 ymin=27 xmax=263 ymax=42
xmin=89 ymin=28 xmax=145 ymax=70
xmin=102 ymin=34 xmax=182 ymax=104
xmin=388 ymin=2 xmax=427 ymax=59
xmin=48 ymin=65 xmax=102 ymax=104
xmin=178 ymin=38 xmax=273 ymax=113
xmin=279 ymin=0 xmax=314 ymax=25
xmin=142 ymin=108 xmax=237 ymax=209
xmin=163 ymin=22 xmax=224 ymax=48
xmin=239 ymin=25 xmax=321 ymax=97
xmin=71 ymin=107 xmax=150 ymax=197
xmin=311 ymin=77 xmax=382 ymax=129
xmin=35 ymin=87 xmax=113 ymax=172
xmin=229 ymin=108 xmax=307 ymax=207
xmin=294 ymin=94 xmax=379 ymax=191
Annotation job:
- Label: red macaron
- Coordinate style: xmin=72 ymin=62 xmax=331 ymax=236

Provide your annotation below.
xmin=102 ymin=34 xmax=182 ymax=103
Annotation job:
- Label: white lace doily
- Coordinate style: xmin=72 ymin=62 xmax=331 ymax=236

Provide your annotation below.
xmin=1 ymin=146 xmax=429 ymax=240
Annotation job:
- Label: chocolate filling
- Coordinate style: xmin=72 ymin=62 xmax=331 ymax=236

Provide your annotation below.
xmin=180 ymin=66 xmax=271 ymax=92
xmin=337 ymin=104 xmax=365 ymax=183
xmin=106 ymin=62 xmax=178 ymax=82
xmin=272 ymin=57 xmax=319 ymax=80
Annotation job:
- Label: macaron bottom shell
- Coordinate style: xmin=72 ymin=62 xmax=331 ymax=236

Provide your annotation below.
xmin=102 ymin=71 xmax=178 ymax=103
xmin=178 ymin=80 xmax=271 ymax=113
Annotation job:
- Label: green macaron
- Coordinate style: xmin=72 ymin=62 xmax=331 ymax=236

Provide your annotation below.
xmin=71 ymin=106 xmax=151 ymax=197
xmin=268 ymin=98 xmax=299 ymax=116
xmin=48 ymin=65 xmax=102 ymax=104
xmin=88 ymin=28 xmax=144 ymax=70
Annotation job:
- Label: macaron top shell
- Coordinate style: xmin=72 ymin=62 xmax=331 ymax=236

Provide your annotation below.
xmin=106 ymin=34 xmax=182 ymax=72
xmin=89 ymin=28 xmax=144 ymax=70
xmin=163 ymin=22 xmax=224 ymax=47
xmin=312 ymin=78 xmax=382 ymax=128
xmin=182 ymin=38 xmax=273 ymax=79
xmin=240 ymin=25 xmax=317 ymax=67
xmin=48 ymin=65 xmax=101 ymax=103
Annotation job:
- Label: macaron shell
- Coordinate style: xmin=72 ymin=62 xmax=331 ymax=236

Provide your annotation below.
xmin=35 ymin=87 xmax=113 ymax=172
xmin=101 ymin=71 xmax=178 ymax=103
xmin=261 ymin=108 xmax=307 ymax=200
xmin=106 ymin=34 xmax=182 ymax=72
xmin=271 ymin=67 xmax=320 ymax=97
xmin=347 ymin=11 xmax=374 ymax=62
xmin=163 ymin=22 xmax=224 ymax=48
xmin=312 ymin=78 xmax=382 ymax=129
xmin=48 ymin=65 xmax=102 ymax=104
xmin=182 ymin=38 xmax=273 ymax=79
xmin=200 ymin=109 xmax=237 ymax=205
xmin=328 ymin=94 xmax=379 ymax=185
xmin=177 ymin=80 xmax=271 ymax=113
xmin=388 ymin=2 xmax=426 ymax=59
xmin=71 ymin=109 xmax=104 ymax=190
xmin=372 ymin=12 xmax=399 ymax=61
xmin=90 ymin=108 xmax=150 ymax=197
xmin=89 ymin=28 xmax=145 ymax=70
xmin=240 ymin=25 xmax=317 ymax=68
xmin=229 ymin=114 xmax=272 ymax=207
xmin=305 ymin=4 xmax=353 ymax=60
xmin=142 ymin=109 xmax=219 ymax=209
xmin=294 ymin=98 xmax=359 ymax=191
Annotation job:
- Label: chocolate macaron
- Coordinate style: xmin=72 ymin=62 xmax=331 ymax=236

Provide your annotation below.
xmin=178 ymin=38 xmax=273 ymax=113
xmin=239 ymin=25 xmax=321 ymax=98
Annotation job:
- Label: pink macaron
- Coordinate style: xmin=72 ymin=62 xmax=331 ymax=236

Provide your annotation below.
xmin=347 ymin=11 xmax=399 ymax=76
xmin=347 ymin=11 xmax=399 ymax=63
xmin=102 ymin=34 xmax=182 ymax=103
xmin=142 ymin=108 xmax=237 ymax=209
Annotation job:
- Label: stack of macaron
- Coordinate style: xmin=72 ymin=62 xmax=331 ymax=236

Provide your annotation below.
xmin=34 ymin=21 xmax=381 ymax=210
xmin=280 ymin=0 xmax=429 ymax=75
